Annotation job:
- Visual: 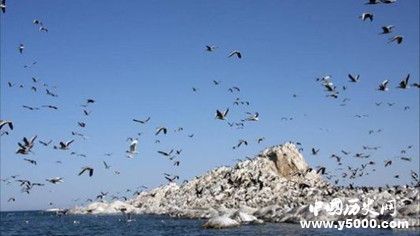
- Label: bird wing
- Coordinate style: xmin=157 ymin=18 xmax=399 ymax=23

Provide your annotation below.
xmin=66 ymin=140 xmax=75 ymax=146
xmin=78 ymin=168 xmax=87 ymax=176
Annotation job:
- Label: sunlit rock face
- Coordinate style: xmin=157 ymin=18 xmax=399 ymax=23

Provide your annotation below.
xmin=69 ymin=143 xmax=420 ymax=228
xmin=262 ymin=143 xmax=309 ymax=178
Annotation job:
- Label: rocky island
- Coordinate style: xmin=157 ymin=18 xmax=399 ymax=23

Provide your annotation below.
xmin=70 ymin=143 xmax=419 ymax=228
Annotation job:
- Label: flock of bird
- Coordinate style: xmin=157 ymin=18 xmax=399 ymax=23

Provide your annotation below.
xmin=0 ymin=0 xmax=419 ymax=209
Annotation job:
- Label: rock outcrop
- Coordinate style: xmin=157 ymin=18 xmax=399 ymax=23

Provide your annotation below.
xmin=70 ymin=143 xmax=420 ymax=228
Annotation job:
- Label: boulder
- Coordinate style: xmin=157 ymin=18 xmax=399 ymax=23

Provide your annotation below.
xmin=203 ymin=216 xmax=240 ymax=229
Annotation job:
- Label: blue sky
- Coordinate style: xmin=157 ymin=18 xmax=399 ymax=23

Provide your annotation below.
xmin=1 ymin=0 xmax=419 ymax=211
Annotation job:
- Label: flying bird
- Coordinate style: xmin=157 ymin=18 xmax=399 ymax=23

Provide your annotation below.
xmin=0 ymin=120 xmax=13 ymax=131
xmin=205 ymin=45 xmax=217 ymax=52
xmin=348 ymin=74 xmax=360 ymax=83
xmin=388 ymin=35 xmax=403 ymax=44
xmin=55 ymin=140 xmax=75 ymax=150
xmin=378 ymin=80 xmax=389 ymax=91
xmin=317 ymin=167 xmax=326 ymax=175
xmin=46 ymin=89 xmax=58 ymax=97
xmin=157 ymin=149 xmax=174 ymax=157
xmin=257 ymin=137 xmax=265 ymax=144
xmin=33 ymin=19 xmax=43 ymax=25
xmin=311 ymin=148 xmax=320 ymax=155
xmin=78 ymin=167 xmax=94 ymax=177
xmin=215 ymin=109 xmax=229 ymax=120
xmin=244 ymin=112 xmax=259 ymax=121
xmin=380 ymin=0 xmax=396 ymax=3
xmin=16 ymin=136 xmax=37 ymax=155
xmin=155 ymin=127 xmax=168 ymax=135
xmin=0 ymin=0 xmax=5 ymax=13
xmin=18 ymin=44 xmax=24 ymax=54
xmin=228 ymin=50 xmax=242 ymax=59
xmin=103 ymin=161 xmax=111 ymax=169
xmin=46 ymin=177 xmax=63 ymax=184
xmin=380 ymin=25 xmax=394 ymax=34
xmin=42 ymin=105 xmax=58 ymax=110
xmin=366 ymin=0 xmax=381 ymax=4
xmin=23 ymin=158 xmax=37 ymax=165
xmin=133 ymin=117 xmax=151 ymax=124
xmin=359 ymin=13 xmax=373 ymax=22
xmin=126 ymin=139 xmax=138 ymax=157
xmin=397 ymin=74 xmax=410 ymax=89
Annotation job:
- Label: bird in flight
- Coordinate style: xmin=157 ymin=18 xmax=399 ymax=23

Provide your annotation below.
xmin=16 ymin=136 xmax=37 ymax=155
xmin=126 ymin=139 xmax=138 ymax=157
xmin=133 ymin=117 xmax=151 ymax=124
xmin=23 ymin=158 xmax=37 ymax=165
xmin=348 ymin=74 xmax=360 ymax=83
xmin=244 ymin=112 xmax=259 ymax=121
xmin=78 ymin=167 xmax=94 ymax=177
xmin=205 ymin=45 xmax=217 ymax=52
xmin=359 ymin=13 xmax=373 ymax=22
xmin=39 ymin=26 xmax=48 ymax=32
xmin=155 ymin=127 xmax=168 ymax=135
xmin=46 ymin=89 xmax=58 ymax=97
xmin=311 ymin=148 xmax=320 ymax=155
xmin=388 ymin=35 xmax=403 ymax=44
xmin=103 ymin=161 xmax=111 ymax=169
xmin=378 ymin=80 xmax=389 ymax=91
xmin=18 ymin=44 xmax=24 ymax=54
xmin=257 ymin=137 xmax=265 ymax=144
xmin=46 ymin=177 xmax=63 ymax=184
xmin=55 ymin=140 xmax=75 ymax=150
xmin=228 ymin=50 xmax=242 ymax=59
xmin=0 ymin=120 xmax=13 ymax=131
xmin=42 ymin=105 xmax=58 ymax=110
xmin=215 ymin=108 xmax=229 ymax=120
xmin=380 ymin=25 xmax=394 ymax=34
xmin=397 ymin=74 xmax=410 ymax=89
xmin=0 ymin=0 xmax=5 ymax=13
xmin=365 ymin=0 xmax=381 ymax=4
xmin=33 ymin=19 xmax=43 ymax=25
xmin=381 ymin=0 xmax=396 ymax=4
xmin=157 ymin=149 xmax=174 ymax=157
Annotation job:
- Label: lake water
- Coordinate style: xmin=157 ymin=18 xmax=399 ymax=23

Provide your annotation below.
xmin=0 ymin=211 xmax=418 ymax=235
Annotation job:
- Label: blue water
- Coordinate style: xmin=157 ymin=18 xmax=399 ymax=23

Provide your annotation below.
xmin=0 ymin=211 xmax=418 ymax=236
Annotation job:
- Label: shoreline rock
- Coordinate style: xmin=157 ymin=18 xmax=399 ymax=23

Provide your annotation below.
xmin=69 ymin=143 xmax=420 ymax=228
